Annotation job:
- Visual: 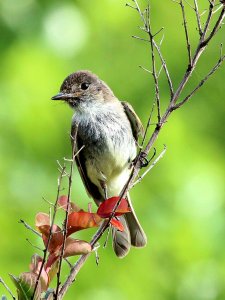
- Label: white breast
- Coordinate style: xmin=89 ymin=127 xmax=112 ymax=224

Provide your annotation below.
xmin=73 ymin=101 xmax=137 ymax=198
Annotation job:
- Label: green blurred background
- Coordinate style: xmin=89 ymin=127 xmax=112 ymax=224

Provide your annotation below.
xmin=0 ymin=0 xmax=225 ymax=299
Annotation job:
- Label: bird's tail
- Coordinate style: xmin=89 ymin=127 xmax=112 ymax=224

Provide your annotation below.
xmin=112 ymin=194 xmax=147 ymax=258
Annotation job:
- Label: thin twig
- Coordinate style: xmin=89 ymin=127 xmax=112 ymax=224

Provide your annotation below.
xmin=213 ymin=4 xmax=223 ymax=14
xmin=139 ymin=65 xmax=152 ymax=73
xmin=54 ymin=125 xmax=78 ymax=299
xmin=125 ymin=3 xmax=137 ymax=10
xmin=180 ymin=0 xmax=192 ymax=67
xmin=201 ymin=0 xmax=215 ymax=41
xmin=184 ymin=0 xmax=194 ymax=9
xmin=147 ymin=4 xmax=161 ymax=123
xmin=0 ymin=277 xmax=16 ymax=300
xmin=140 ymin=100 xmax=156 ymax=148
xmin=132 ymin=145 xmax=167 ymax=187
xmin=132 ymin=35 xmax=149 ymax=42
xmin=32 ymin=164 xmax=66 ymax=299
xmin=133 ymin=0 xmax=174 ymax=98
xmin=152 ymin=40 xmax=174 ymax=98
xmin=19 ymin=219 xmax=41 ymax=237
xmin=202 ymin=7 xmax=225 ymax=46
xmin=194 ymin=0 xmax=203 ymax=36
xmin=173 ymin=54 xmax=225 ymax=109
xmin=26 ymin=238 xmax=43 ymax=252
xmin=153 ymin=27 xmax=164 ymax=37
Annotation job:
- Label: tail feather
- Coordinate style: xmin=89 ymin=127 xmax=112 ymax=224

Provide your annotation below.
xmin=112 ymin=216 xmax=131 ymax=258
xmin=112 ymin=194 xmax=147 ymax=258
xmin=125 ymin=212 xmax=147 ymax=247
xmin=126 ymin=193 xmax=147 ymax=247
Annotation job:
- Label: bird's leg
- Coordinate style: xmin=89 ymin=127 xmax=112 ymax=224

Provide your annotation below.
xmin=136 ymin=149 xmax=157 ymax=168
xmin=132 ymin=152 xmax=149 ymax=168
xmin=99 ymin=180 xmax=108 ymax=200
xmin=139 ymin=152 xmax=150 ymax=168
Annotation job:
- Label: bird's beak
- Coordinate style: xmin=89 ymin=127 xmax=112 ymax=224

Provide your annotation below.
xmin=51 ymin=92 xmax=74 ymax=101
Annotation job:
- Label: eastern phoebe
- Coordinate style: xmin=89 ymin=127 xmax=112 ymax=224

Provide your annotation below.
xmin=52 ymin=70 xmax=147 ymax=258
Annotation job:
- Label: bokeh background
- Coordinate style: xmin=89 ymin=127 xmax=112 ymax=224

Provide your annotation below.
xmin=0 ymin=0 xmax=225 ymax=299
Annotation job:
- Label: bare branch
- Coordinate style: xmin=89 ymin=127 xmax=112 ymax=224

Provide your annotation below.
xmin=173 ymin=53 xmax=225 ymax=110
xmin=139 ymin=65 xmax=152 ymax=73
xmin=132 ymin=0 xmax=174 ymax=98
xmin=140 ymin=101 xmax=156 ymax=148
xmin=180 ymin=0 xmax=192 ymax=67
xmin=200 ymin=9 xmax=207 ymax=17
xmin=184 ymin=0 xmax=194 ymax=9
xmin=125 ymin=3 xmax=137 ymax=10
xmin=26 ymin=238 xmax=43 ymax=252
xmin=152 ymin=40 xmax=174 ymax=98
xmin=19 ymin=219 xmax=41 ymax=237
xmin=132 ymin=35 xmax=149 ymax=42
xmin=55 ymin=126 xmax=78 ymax=299
xmin=194 ymin=0 xmax=203 ymax=36
xmin=202 ymin=7 xmax=225 ymax=46
xmin=146 ymin=4 xmax=161 ymax=123
xmin=201 ymin=0 xmax=216 ymax=41
xmin=153 ymin=27 xmax=164 ymax=37
xmin=213 ymin=4 xmax=223 ymax=14
xmin=33 ymin=164 xmax=66 ymax=298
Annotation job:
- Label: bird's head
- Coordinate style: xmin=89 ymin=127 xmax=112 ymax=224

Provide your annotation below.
xmin=51 ymin=70 xmax=114 ymax=111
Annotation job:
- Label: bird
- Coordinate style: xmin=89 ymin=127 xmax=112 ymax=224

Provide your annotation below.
xmin=51 ymin=70 xmax=147 ymax=258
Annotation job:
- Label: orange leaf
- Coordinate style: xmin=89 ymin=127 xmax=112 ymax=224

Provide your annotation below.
xmin=57 ymin=195 xmax=81 ymax=213
xmin=110 ymin=218 xmax=124 ymax=231
xmin=67 ymin=212 xmax=102 ymax=236
xmin=35 ymin=213 xmax=50 ymax=228
xmin=97 ymin=197 xmax=131 ymax=218
xmin=64 ymin=238 xmax=92 ymax=257
xmin=43 ymin=226 xmax=63 ymax=254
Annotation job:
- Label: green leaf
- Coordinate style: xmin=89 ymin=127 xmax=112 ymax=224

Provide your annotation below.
xmin=10 ymin=274 xmax=41 ymax=300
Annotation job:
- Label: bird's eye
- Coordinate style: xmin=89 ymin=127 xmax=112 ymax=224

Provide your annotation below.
xmin=81 ymin=82 xmax=90 ymax=90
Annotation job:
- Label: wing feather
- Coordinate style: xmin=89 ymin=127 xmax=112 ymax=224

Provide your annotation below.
xmin=121 ymin=101 xmax=144 ymax=141
xmin=71 ymin=123 xmax=103 ymax=205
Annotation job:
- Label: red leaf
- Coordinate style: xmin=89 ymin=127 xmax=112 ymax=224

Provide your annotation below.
xmin=67 ymin=212 xmax=102 ymax=236
xmin=58 ymin=195 xmax=81 ymax=213
xmin=97 ymin=197 xmax=131 ymax=218
xmin=45 ymin=254 xmax=59 ymax=274
xmin=110 ymin=218 xmax=124 ymax=231
xmin=43 ymin=226 xmax=64 ymax=254
xmin=35 ymin=213 xmax=64 ymax=254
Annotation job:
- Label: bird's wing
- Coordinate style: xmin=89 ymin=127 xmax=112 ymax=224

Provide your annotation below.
xmin=121 ymin=101 xmax=144 ymax=141
xmin=71 ymin=122 xmax=103 ymax=205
